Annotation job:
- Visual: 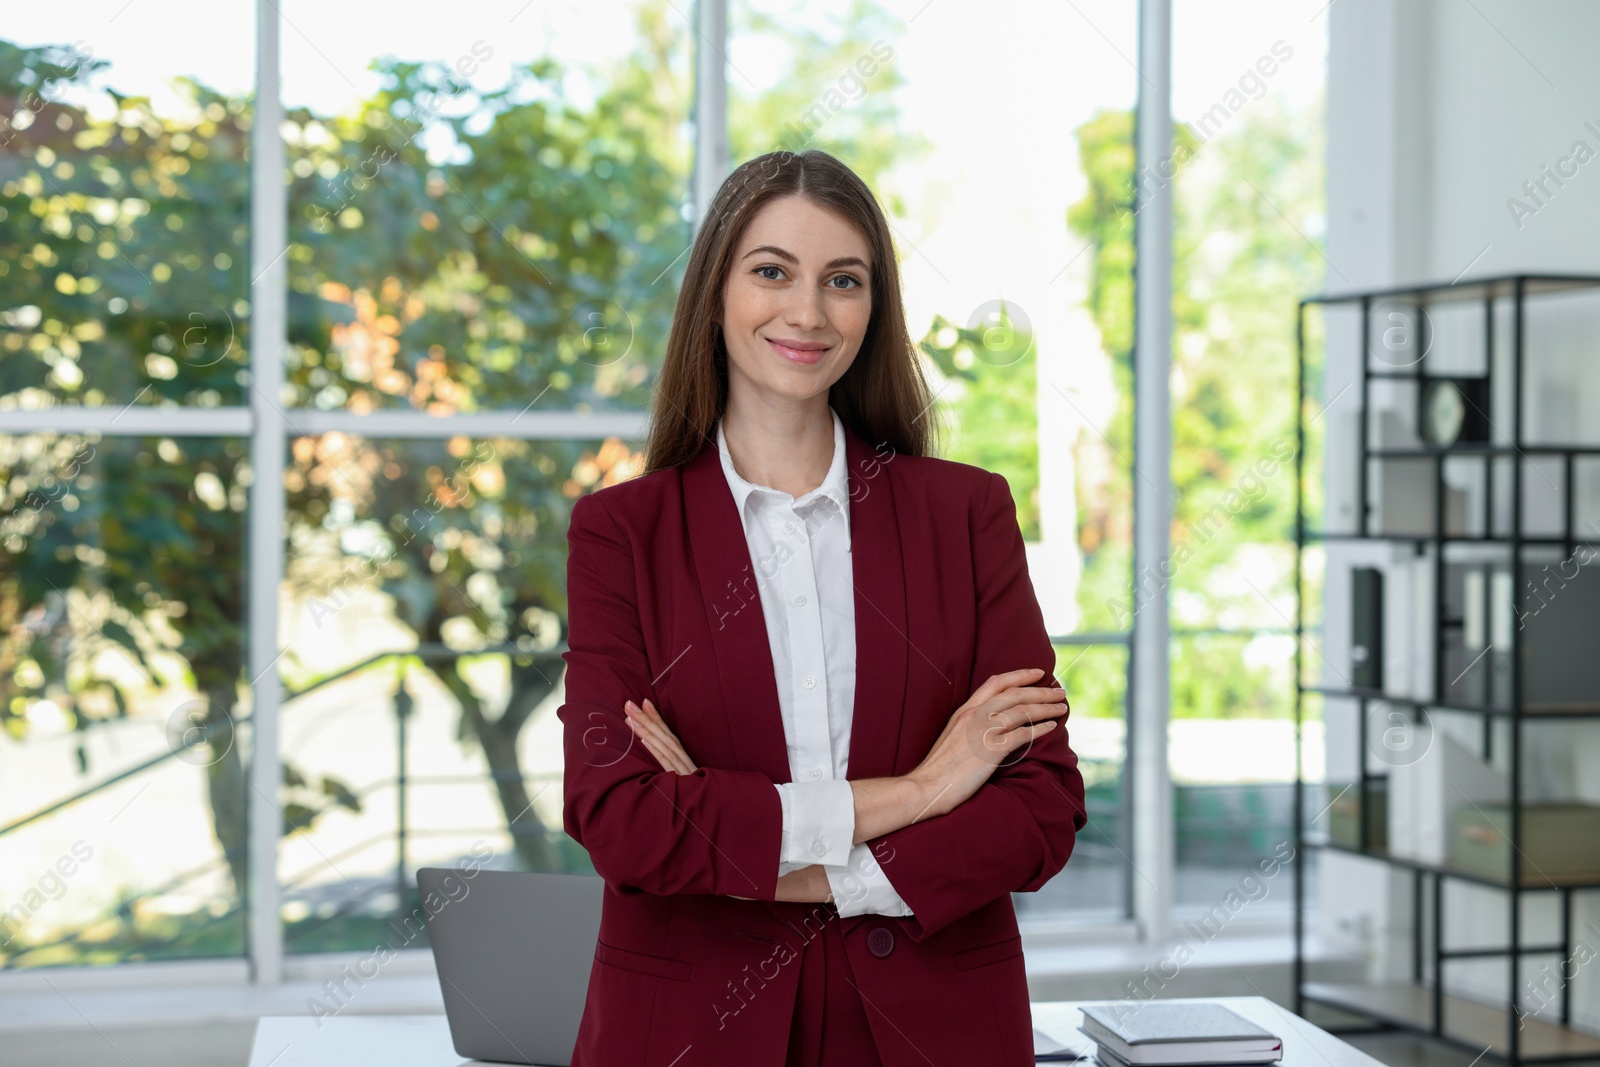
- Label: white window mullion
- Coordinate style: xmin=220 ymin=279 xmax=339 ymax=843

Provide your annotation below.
xmin=0 ymin=408 xmax=253 ymax=436
xmin=285 ymin=409 xmax=648 ymax=440
xmin=1132 ymin=0 xmax=1175 ymax=945
xmin=691 ymin=0 xmax=729 ymax=231
xmin=247 ymin=0 xmax=287 ymax=987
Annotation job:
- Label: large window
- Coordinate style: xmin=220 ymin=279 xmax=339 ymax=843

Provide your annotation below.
xmin=1169 ymin=0 xmax=1328 ymax=916
xmin=1 ymin=0 xmax=1331 ymax=976
xmin=268 ymin=1 xmax=685 ymax=954
xmin=1 ymin=2 xmax=256 ymax=968
xmin=0 ymin=0 xmax=674 ymax=968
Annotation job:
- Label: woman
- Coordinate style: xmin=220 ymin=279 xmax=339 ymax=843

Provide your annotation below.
xmin=559 ymin=149 xmax=1086 ymax=1067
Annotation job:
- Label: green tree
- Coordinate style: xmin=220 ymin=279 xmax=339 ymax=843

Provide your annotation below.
xmin=0 ymin=6 xmax=690 ymax=962
xmin=1065 ymin=98 xmax=1324 ymax=720
xmin=917 ymin=306 xmax=1040 ymax=537
xmin=728 ymin=0 xmax=927 ymax=210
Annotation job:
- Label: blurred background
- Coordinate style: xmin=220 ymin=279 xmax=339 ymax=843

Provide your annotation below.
xmin=1 ymin=1 xmax=1596 ymax=1065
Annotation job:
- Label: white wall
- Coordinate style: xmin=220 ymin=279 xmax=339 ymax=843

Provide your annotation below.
xmin=1323 ymin=0 xmax=1600 ymax=1031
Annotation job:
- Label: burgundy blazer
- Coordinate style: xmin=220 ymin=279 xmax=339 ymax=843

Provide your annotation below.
xmin=558 ymin=422 xmax=1087 ymax=1066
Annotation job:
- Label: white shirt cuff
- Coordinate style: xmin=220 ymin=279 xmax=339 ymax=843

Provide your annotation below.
xmin=826 ymin=843 xmax=915 ymax=917
xmin=775 ymin=779 xmax=855 ymax=868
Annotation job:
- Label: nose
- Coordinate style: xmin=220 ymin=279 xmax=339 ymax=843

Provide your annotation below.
xmin=783 ymin=283 xmax=828 ymax=332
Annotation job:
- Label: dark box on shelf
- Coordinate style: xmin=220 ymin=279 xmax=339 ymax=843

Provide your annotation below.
xmin=1452 ymin=802 xmax=1600 ymax=883
xmin=1328 ymin=780 xmax=1387 ymax=851
xmin=1442 ymin=557 xmax=1600 ymax=711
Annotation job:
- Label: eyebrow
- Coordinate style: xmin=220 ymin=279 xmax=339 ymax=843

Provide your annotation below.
xmin=740 ymin=244 xmax=871 ymax=273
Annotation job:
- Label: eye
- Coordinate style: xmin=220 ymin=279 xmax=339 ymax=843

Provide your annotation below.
xmin=753 ymin=265 xmax=785 ymax=281
xmin=829 ymin=274 xmax=864 ymax=290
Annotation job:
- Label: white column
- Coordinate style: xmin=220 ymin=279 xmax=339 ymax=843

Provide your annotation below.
xmin=691 ymin=0 xmax=729 ymax=229
xmin=1132 ymin=0 xmax=1174 ymax=945
xmin=247 ymin=0 xmax=286 ymax=987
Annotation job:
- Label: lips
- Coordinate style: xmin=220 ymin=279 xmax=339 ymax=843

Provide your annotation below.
xmin=766 ymin=338 xmax=831 ymax=365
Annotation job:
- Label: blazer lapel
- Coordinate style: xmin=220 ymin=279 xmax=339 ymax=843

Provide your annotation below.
xmin=841 ymin=428 xmax=910 ymax=782
xmin=682 ymin=442 xmax=794 ymax=785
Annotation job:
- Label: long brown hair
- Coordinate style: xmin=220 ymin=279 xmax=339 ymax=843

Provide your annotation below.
xmin=643 ymin=150 xmax=938 ymax=472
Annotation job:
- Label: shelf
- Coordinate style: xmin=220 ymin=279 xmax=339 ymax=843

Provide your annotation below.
xmin=1304 ymin=531 xmax=1593 ymax=547
xmin=1299 ymin=685 xmax=1600 ymax=719
xmin=1305 ymin=838 xmax=1600 ymax=890
xmin=1304 ymin=272 xmax=1600 ymax=307
xmin=1296 ymin=272 xmax=1600 ymax=1067
xmin=1302 ymin=981 xmax=1600 ymax=1062
xmin=1368 ymin=446 xmax=1600 ymax=459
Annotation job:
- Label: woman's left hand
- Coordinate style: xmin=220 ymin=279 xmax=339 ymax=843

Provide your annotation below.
xmin=624 ymin=699 xmax=698 ymax=775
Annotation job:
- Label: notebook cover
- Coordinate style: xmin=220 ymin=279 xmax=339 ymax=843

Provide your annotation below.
xmin=1078 ymin=1003 xmax=1278 ymax=1045
xmin=1081 ymin=1036 xmax=1283 ymax=1067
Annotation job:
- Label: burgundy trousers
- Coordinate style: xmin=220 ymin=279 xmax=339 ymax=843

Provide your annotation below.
xmin=784 ymin=905 xmax=884 ymax=1067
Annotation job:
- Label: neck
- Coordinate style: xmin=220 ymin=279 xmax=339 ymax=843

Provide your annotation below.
xmin=722 ymin=391 xmax=835 ymax=498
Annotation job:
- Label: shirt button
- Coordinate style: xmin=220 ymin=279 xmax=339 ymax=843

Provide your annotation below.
xmin=783 ymin=521 xmax=797 ymax=534
xmin=808 ymin=767 xmax=823 ymax=780
xmin=803 ymin=675 xmax=816 ymax=689
xmin=811 ymin=841 xmax=828 ymax=858
xmin=793 ymin=594 xmax=808 ymax=607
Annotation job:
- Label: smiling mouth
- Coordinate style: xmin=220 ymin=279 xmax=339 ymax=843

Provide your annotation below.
xmin=766 ymin=338 xmax=831 ymax=365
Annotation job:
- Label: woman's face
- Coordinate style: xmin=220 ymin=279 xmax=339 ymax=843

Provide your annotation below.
xmin=719 ymin=194 xmax=873 ymax=407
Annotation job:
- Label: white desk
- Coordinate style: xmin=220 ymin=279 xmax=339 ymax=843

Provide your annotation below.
xmin=248 ymin=996 xmax=1388 ymax=1066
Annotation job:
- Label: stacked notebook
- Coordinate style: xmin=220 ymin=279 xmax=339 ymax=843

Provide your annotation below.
xmin=1056 ymin=1002 xmax=1282 ymax=1066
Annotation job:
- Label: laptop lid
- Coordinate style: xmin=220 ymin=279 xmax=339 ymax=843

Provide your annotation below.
xmin=417 ymin=868 xmax=602 ymax=1066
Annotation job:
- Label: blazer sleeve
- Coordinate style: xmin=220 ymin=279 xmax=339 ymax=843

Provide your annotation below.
xmin=867 ymin=470 xmax=1088 ymax=942
xmin=558 ymin=490 xmax=783 ymax=900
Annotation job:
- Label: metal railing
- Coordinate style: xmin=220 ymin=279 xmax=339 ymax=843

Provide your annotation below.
xmin=2 ymin=630 xmax=1297 ymax=967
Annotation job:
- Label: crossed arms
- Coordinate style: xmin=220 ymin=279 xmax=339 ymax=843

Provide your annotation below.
xmin=558 ymin=473 xmax=1087 ymax=942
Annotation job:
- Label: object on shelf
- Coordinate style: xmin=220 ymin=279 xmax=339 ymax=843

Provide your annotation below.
xmin=1383 ymin=556 xmax=1435 ymax=700
xmin=1442 ymin=560 xmax=1514 ymax=708
xmin=1453 ymin=802 xmax=1600 ymax=883
xmin=1327 ymin=778 xmax=1386 ymax=851
xmin=1368 ymin=458 xmax=1469 ymax=536
xmin=1077 ymin=1002 xmax=1282 ymax=1067
xmin=1520 ymin=456 xmax=1570 ymax=538
xmin=1420 ymin=376 xmax=1491 ymax=447
xmin=1516 ymin=554 xmax=1600 ymax=711
xmin=1387 ymin=725 xmax=1507 ymax=864
xmin=1438 ymin=554 xmax=1600 ymax=711
xmin=1350 ymin=567 xmax=1384 ymax=690
xmin=1371 ymin=409 xmax=1413 ymax=449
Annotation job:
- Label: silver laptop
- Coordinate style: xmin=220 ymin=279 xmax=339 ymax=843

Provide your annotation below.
xmin=417 ymin=868 xmax=603 ymax=1066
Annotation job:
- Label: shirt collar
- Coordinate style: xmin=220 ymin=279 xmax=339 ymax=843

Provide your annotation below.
xmin=716 ymin=405 xmax=852 ymax=551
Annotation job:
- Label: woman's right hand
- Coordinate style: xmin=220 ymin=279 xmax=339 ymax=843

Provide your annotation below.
xmin=904 ymin=668 xmax=1068 ymax=821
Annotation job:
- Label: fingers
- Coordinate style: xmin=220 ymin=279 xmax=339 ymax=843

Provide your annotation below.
xmin=957 ymin=669 xmax=1055 ymax=732
xmin=626 ymin=700 xmax=676 ymax=751
xmin=996 ymin=684 xmax=1069 ymax=706
xmin=625 ymin=699 xmax=697 ymax=774
xmin=638 ymin=732 xmax=691 ymax=775
xmin=973 ymin=667 xmax=1046 ymax=704
xmin=980 ymin=686 xmax=1068 ymax=732
xmin=975 ymin=716 xmax=1059 ymax=759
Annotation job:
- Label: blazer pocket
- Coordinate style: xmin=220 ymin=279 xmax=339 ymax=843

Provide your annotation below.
xmin=594 ymin=939 xmax=694 ymax=982
xmin=951 ymin=934 xmax=1023 ymax=972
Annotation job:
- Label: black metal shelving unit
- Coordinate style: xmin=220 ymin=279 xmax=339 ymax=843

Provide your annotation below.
xmin=1292 ymin=274 xmax=1600 ymax=1067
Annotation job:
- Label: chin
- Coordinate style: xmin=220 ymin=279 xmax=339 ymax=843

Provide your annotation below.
xmin=757 ymin=371 xmax=835 ymax=404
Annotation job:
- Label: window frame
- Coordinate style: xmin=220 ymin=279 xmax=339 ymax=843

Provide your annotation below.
xmin=0 ymin=0 xmax=1191 ymax=987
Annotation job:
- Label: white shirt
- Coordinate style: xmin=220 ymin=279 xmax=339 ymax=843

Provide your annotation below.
xmin=716 ymin=405 xmax=914 ymax=918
